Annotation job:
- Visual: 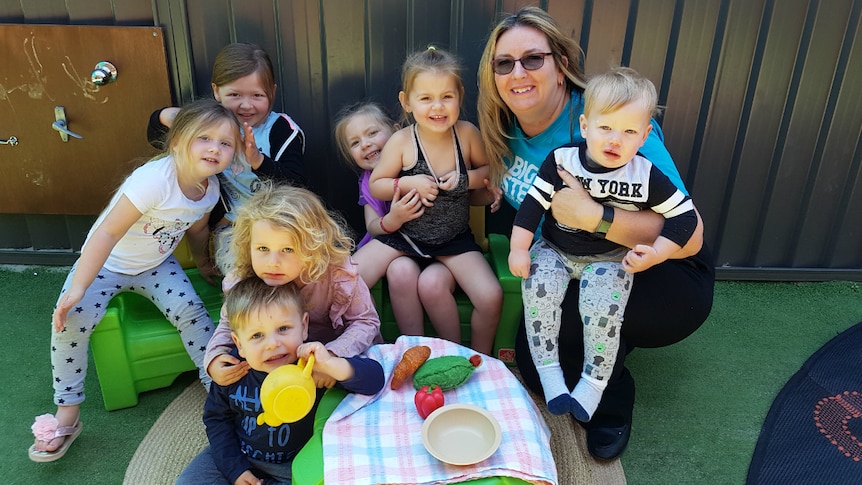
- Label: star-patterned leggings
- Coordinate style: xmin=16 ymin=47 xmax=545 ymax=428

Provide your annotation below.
xmin=522 ymin=239 xmax=633 ymax=383
xmin=50 ymin=256 xmax=214 ymax=406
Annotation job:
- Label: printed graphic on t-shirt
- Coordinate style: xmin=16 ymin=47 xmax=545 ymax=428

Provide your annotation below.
xmin=143 ymin=217 xmax=190 ymax=254
xmin=502 ymin=154 xmax=540 ymax=204
xmin=230 ymin=384 xmax=292 ymax=463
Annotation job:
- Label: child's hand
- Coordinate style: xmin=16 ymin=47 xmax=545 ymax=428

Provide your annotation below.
xmin=298 ymin=341 xmax=329 ymax=363
xmin=389 ymin=187 xmax=424 ymax=226
xmin=297 ymin=342 xmax=337 ymax=388
xmin=405 ymin=174 xmax=440 ymax=206
xmin=235 ymin=470 xmax=262 ymax=485
xmin=208 ymin=353 xmax=250 ymax=386
xmin=436 ymin=171 xmax=458 ymax=191
xmin=508 ymin=249 xmax=532 ymax=279
xmin=298 ymin=342 xmax=353 ymax=384
xmin=196 ymin=258 xmax=222 ymax=286
xmin=622 ymin=244 xmax=660 ymax=273
xmin=311 ymin=369 xmax=337 ymax=389
xmin=53 ymin=287 xmax=85 ymax=332
xmin=242 ymin=122 xmax=264 ymax=169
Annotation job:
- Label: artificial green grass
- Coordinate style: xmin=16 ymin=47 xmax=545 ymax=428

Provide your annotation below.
xmin=2 ymin=266 xmax=860 ymax=484
xmin=0 ymin=266 xmax=195 ymax=485
xmin=621 ymin=280 xmax=862 ymax=484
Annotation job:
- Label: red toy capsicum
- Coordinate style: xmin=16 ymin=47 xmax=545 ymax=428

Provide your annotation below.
xmin=414 ymin=385 xmax=445 ymax=419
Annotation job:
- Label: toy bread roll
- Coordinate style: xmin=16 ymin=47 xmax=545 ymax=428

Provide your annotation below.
xmin=390 ymin=345 xmax=431 ymax=389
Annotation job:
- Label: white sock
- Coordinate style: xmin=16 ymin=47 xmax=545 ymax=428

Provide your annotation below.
xmin=570 ymin=373 xmax=606 ymax=421
xmin=537 ymin=364 xmax=571 ymax=414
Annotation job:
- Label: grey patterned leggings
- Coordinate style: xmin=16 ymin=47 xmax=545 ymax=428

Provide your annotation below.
xmin=522 ymin=239 xmax=633 ymax=382
xmin=50 ymin=256 xmax=214 ymax=406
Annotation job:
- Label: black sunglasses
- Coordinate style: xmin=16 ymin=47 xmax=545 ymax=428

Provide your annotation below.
xmin=491 ymin=52 xmax=553 ymax=75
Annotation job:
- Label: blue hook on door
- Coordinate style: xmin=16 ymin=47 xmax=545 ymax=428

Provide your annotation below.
xmin=53 ymin=106 xmax=84 ymax=142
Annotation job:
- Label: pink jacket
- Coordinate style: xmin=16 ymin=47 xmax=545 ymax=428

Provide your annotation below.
xmin=204 ymin=256 xmax=383 ymax=372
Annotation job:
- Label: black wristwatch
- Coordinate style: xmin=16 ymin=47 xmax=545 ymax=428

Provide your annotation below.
xmin=594 ymin=205 xmax=614 ymax=239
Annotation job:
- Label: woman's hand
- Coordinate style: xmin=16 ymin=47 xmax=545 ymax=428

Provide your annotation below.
xmin=554 ymin=165 xmax=704 ymax=258
xmin=468 ymin=178 xmax=502 ymax=212
xmin=551 ymin=166 xmax=604 ymax=231
xmin=485 ymin=179 xmax=502 ymax=212
xmin=207 ymin=353 xmax=250 ymax=386
xmin=553 ymin=166 xmax=664 ymax=249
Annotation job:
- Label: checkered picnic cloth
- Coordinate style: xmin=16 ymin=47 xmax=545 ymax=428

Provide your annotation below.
xmin=322 ymin=336 xmax=558 ymax=485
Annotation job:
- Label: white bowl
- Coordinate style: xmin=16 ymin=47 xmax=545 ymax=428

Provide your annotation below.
xmin=421 ymin=403 xmax=502 ymax=465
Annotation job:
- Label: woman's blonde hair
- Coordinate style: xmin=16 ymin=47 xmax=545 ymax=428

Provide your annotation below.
xmin=477 ymin=6 xmax=587 ymax=184
xmin=166 ymin=98 xmax=244 ymax=191
xmin=332 ymin=101 xmax=397 ymax=169
xmin=224 ymin=277 xmax=305 ymax=332
xmin=226 ymin=183 xmax=353 ymax=283
xmin=399 ymin=46 xmax=464 ymax=125
xmin=212 ymin=43 xmax=277 ymax=111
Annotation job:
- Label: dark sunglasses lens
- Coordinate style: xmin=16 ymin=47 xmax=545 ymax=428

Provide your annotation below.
xmin=522 ymin=54 xmax=547 ymax=70
xmin=493 ymin=59 xmax=515 ymax=75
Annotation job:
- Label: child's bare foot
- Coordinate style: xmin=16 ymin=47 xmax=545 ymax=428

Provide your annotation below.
xmin=33 ymin=435 xmax=64 ymax=453
xmin=29 ymin=407 xmax=82 ymax=462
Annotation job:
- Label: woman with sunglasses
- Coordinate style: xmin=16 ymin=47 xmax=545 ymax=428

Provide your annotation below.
xmin=475 ymin=6 xmax=715 ymax=461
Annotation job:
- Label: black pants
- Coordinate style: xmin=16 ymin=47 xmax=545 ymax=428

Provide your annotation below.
xmin=516 ymin=243 xmax=715 ymax=425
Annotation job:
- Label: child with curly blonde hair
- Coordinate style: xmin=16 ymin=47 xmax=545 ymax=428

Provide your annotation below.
xmin=178 ymin=278 xmax=384 ymax=484
xmin=205 ymin=183 xmax=382 ymax=387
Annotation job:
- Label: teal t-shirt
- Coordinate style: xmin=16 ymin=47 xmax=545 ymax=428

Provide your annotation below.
xmin=501 ymin=91 xmax=687 ymax=212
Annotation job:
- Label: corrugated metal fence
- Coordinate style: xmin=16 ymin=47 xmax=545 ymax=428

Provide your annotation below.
xmin=1 ymin=0 xmax=860 ymax=280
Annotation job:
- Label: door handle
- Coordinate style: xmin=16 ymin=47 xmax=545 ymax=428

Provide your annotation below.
xmin=53 ymin=106 xmax=84 ymax=142
xmin=52 ymin=121 xmax=84 ymax=141
xmin=91 ymin=61 xmax=118 ymax=85
xmin=0 ymin=136 xmax=17 ymax=146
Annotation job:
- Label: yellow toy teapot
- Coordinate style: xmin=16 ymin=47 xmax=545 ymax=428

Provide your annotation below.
xmin=257 ymin=354 xmax=316 ymax=426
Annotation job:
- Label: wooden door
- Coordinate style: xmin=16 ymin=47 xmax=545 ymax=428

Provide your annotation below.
xmin=0 ymin=24 xmax=172 ymax=215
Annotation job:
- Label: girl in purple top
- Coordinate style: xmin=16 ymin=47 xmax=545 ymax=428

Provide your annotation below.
xmin=333 ymin=102 xmax=462 ymax=341
xmin=204 ymin=183 xmax=383 ymax=387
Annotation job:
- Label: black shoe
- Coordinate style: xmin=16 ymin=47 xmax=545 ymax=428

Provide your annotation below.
xmin=586 ymin=421 xmax=631 ymax=460
xmin=584 ymin=366 xmax=635 ymax=460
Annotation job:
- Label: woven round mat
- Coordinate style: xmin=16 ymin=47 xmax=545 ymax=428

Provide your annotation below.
xmin=123 ymin=382 xmax=208 ymax=485
xmin=124 ymin=369 xmax=625 ymax=484
xmin=511 ymin=369 xmax=627 ymax=484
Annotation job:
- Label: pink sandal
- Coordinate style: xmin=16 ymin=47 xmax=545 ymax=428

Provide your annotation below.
xmin=28 ymin=414 xmax=83 ymax=462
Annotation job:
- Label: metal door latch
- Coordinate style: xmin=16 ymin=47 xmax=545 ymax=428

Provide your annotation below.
xmin=0 ymin=136 xmax=17 ymax=146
